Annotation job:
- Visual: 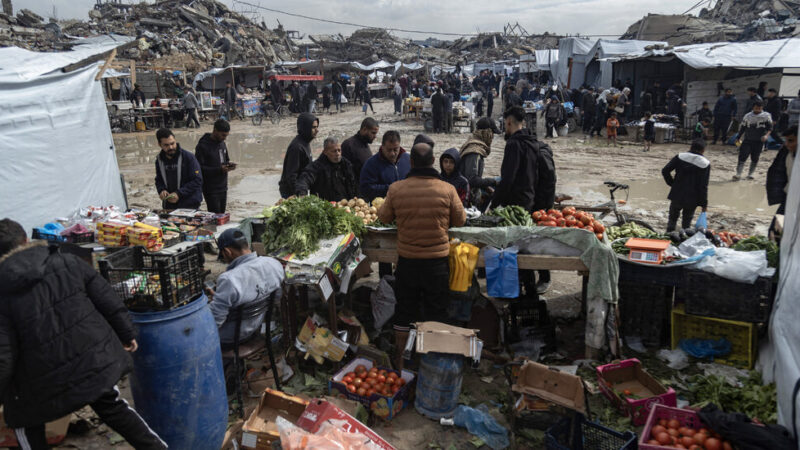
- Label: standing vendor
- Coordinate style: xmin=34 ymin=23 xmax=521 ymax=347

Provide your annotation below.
xmin=359 ymin=130 xmax=410 ymax=202
xmin=155 ymin=128 xmax=203 ymax=210
xmin=661 ymin=139 xmax=710 ymax=232
xmin=195 ymin=119 xmax=235 ymax=213
xmin=377 ymin=143 xmax=466 ymax=370
xmin=279 ymin=113 xmax=319 ymax=198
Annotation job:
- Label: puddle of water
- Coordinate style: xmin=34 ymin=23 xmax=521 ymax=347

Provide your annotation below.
xmin=591 ymin=178 xmax=777 ymax=216
xmin=114 ymin=130 xmax=293 ymax=170
xmin=228 ymin=173 xmax=281 ymax=206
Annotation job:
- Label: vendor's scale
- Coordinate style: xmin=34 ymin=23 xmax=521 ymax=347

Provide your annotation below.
xmin=625 ymin=238 xmax=670 ymax=265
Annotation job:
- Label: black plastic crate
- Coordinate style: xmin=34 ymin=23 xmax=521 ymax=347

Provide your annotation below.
xmin=31 ymin=228 xmax=65 ymax=243
xmin=618 ymin=281 xmax=673 ymax=348
xmin=618 ymin=258 xmax=685 ymax=286
xmin=98 ymin=245 xmax=205 ymax=312
xmin=465 ymin=215 xmax=504 ymax=228
xmin=545 ymin=413 xmax=636 ymax=450
xmin=504 ymin=297 xmax=557 ymax=353
xmin=64 ymin=231 xmax=95 ymax=244
xmin=681 ymin=270 xmax=774 ymax=323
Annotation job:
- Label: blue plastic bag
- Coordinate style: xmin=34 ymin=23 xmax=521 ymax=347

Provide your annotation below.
xmin=695 ymin=211 xmax=707 ymax=229
xmin=679 ymin=338 xmax=731 ymax=360
xmin=483 ymin=246 xmax=519 ymax=298
xmin=453 ymin=404 xmax=510 ymax=450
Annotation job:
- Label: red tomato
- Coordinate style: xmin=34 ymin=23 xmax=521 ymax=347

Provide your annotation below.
xmin=704 ymin=438 xmax=722 ymax=450
xmin=378 ymin=369 xmax=387 ymax=377
xmin=346 ymin=372 xmax=356 ymax=379
xmin=594 ymin=222 xmax=606 ymax=233
xmin=547 ymin=209 xmax=558 ymax=215
xmin=575 ymin=222 xmax=584 ymax=228
xmin=681 ymin=436 xmax=696 ymax=447
xmin=656 ymin=432 xmax=672 ymax=445
xmin=668 ymin=419 xmax=681 ymax=429
xmin=722 ymin=442 xmax=732 ymax=450
xmin=647 ymin=440 xmax=660 ymax=446
xmin=366 ymin=388 xmax=376 ymax=396
xmin=668 ymin=428 xmax=680 ymax=437
xmin=596 ymin=233 xmax=604 ymax=241
xmin=556 ymin=218 xmax=566 ymax=227
xmin=652 ymin=425 xmax=667 ymax=437
xmin=366 ymin=372 xmax=377 ymax=379
xmin=377 ymin=375 xmax=386 ymax=383
xmin=387 ymin=372 xmax=398 ymax=380
xmin=532 ymin=211 xmax=544 ymax=221
xmin=693 ymin=433 xmax=707 ymax=445
xmin=355 ymin=364 xmax=367 ymax=374
xmin=584 ymin=225 xmax=595 ymax=233
xmin=385 ymin=377 xmax=395 ymax=386
xmin=659 ymin=419 xmax=668 ymax=427
xmin=396 ymin=378 xmax=406 ymax=386
xmin=353 ymin=378 xmax=363 ymax=387
xmin=346 ymin=384 xmax=357 ymax=393
xmin=580 ymin=215 xmax=592 ymax=226
xmin=366 ymin=378 xmax=377 ymax=387
xmin=342 ymin=375 xmax=353 ymax=384
xmin=391 ymin=385 xmax=400 ymax=394
xmin=356 ymin=370 xmax=367 ymax=379
xmin=356 ymin=387 xmax=367 ymax=396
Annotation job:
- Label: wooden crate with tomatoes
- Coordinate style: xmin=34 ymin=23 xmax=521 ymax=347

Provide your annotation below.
xmin=531 ymin=206 xmax=607 ymax=241
xmin=328 ymin=357 xmax=416 ymax=421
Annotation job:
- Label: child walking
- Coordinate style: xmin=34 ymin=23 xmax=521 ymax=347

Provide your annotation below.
xmin=643 ymin=111 xmax=655 ymax=152
xmin=606 ymin=112 xmax=620 ymax=147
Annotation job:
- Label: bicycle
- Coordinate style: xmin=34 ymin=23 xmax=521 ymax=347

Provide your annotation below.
xmin=251 ymin=101 xmax=289 ymax=126
xmin=556 ymin=181 xmax=655 ymax=230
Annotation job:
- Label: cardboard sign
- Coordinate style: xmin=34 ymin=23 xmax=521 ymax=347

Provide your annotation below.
xmin=296 ymin=400 xmax=396 ymax=450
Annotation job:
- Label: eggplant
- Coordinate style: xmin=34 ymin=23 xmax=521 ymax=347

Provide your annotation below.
xmin=712 ymin=236 xmax=722 ymax=246
xmin=669 ymin=231 xmax=681 ymax=243
xmin=685 ymin=227 xmax=696 ymax=237
xmin=679 ymin=230 xmax=688 ymax=241
xmin=704 ymin=229 xmax=715 ymax=239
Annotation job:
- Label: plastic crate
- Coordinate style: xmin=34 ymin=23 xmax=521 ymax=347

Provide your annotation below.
xmin=545 ymin=413 xmax=637 ymax=450
xmin=671 ymin=305 xmax=757 ymax=368
xmin=31 ymin=228 xmax=65 ymax=243
xmin=681 ymin=270 xmax=773 ymax=323
xmin=465 ymin=215 xmax=504 ymax=228
xmin=618 ymin=259 xmax=684 ymax=286
xmin=64 ymin=230 xmax=95 ymax=244
xmin=639 ymin=404 xmax=705 ymax=450
xmin=97 ymin=245 xmax=205 ymax=312
xmin=618 ymin=281 xmax=673 ymax=348
xmin=505 ymin=297 xmax=557 ymax=353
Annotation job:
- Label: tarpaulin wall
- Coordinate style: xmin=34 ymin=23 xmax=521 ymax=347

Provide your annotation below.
xmin=0 ymin=63 xmax=126 ymax=232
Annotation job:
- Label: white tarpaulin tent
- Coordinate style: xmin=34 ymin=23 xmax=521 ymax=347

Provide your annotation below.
xmin=585 ymin=39 xmax=666 ymax=88
xmin=612 ymin=38 xmax=800 ymax=69
xmin=0 ymin=35 xmax=129 ymax=232
xmin=553 ymin=37 xmax=595 ymax=88
xmin=535 ymin=49 xmax=559 ymax=72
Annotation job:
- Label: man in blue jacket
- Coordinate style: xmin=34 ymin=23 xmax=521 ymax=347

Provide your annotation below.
xmin=712 ymin=88 xmax=737 ymax=145
xmin=359 ymin=130 xmax=410 ymax=202
xmin=154 ymin=128 xmax=203 ymax=210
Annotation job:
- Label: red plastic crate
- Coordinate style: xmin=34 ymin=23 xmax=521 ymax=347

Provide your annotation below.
xmin=639 ymin=404 xmax=706 ymax=450
xmin=596 ymin=359 xmax=676 ymax=426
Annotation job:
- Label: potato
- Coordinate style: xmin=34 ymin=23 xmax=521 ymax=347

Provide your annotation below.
xmin=356 ymin=212 xmax=365 ymax=218
xmin=344 ymin=207 xmax=351 ymax=213
xmin=348 ymin=200 xmax=356 ymax=208
xmin=356 ymin=199 xmax=366 ymax=207
xmin=370 ymin=207 xmax=377 ymax=214
xmin=338 ymin=199 xmax=348 ymax=207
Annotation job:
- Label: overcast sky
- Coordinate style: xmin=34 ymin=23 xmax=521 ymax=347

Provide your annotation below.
xmin=20 ymin=0 xmax=701 ymax=40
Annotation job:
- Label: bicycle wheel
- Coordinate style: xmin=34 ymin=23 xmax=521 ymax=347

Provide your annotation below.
xmin=269 ymin=112 xmax=280 ymax=125
xmin=251 ymin=114 xmax=263 ymax=126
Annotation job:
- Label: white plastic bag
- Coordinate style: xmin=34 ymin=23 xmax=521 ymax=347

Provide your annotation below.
xmin=370 ymin=276 xmax=396 ymax=329
xmin=695 ymin=247 xmax=774 ymax=284
xmin=657 ymin=348 xmax=689 ymax=370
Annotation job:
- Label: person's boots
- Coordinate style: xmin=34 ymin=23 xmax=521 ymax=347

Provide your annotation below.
xmin=747 ymin=161 xmax=758 ymax=180
xmin=392 ymin=327 xmax=410 ymax=371
xmin=733 ymin=162 xmax=744 ymax=180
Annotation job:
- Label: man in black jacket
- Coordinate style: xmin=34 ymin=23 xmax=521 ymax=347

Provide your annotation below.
xmin=765 ymin=88 xmax=783 ymax=141
xmin=767 ymin=125 xmax=797 ymax=215
xmin=154 ymin=128 xmax=203 ymax=210
xmin=744 ymin=87 xmax=763 ymax=117
xmin=0 ymin=219 xmax=167 ymax=450
xmin=195 ymin=119 xmax=235 ymax=213
xmin=305 ymin=81 xmax=318 ymax=113
xmin=279 ymin=113 xmax=319 ymax=198
xmin=459 ymin=117 xmax=500 ymax=211
xmin=581 ymin=87 xmax=597 ymax=136
xmin=223 ymin=81 xmax=241 ymax=120
xmin=492 ymin=106 xmax=542 ymax=211
xmin=269 ymin=79 xmax=283 ymax=112
xmin=342 ymin=117 xmax=379 ymax=183
xmin=661 ymin=139 xmax=710 ymax=232
xmin=295 ymin=137 xmax=357 ymax=201
xmin=431 ymin=87 xmax=446 ymax=133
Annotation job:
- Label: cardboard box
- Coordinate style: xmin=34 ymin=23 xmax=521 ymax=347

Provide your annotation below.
xmin=296 ymin=400 xmax=396 ymax=450
xmin=596 ymin=358 xmax=676 ymax=425
xmin=410 ymin=321 xmax=483 ymax=363
xmin=241 ymin=388 xmax=309 ymax=449
xmin=0 ymin=408 xmax=70 ymax=447
xmin=281 ymin=233 xmax=360 ymax=301
xmin=511 ymin=361 xmax=587 ymax=414
xmin=297 ymin=316 xmax=349 ymax=363
xmin=328 ymin=357 xmax=416 ymax=421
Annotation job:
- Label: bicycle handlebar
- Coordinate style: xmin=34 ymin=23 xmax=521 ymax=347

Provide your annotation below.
xmin=604 ymin=181 xmax=629 ymax=190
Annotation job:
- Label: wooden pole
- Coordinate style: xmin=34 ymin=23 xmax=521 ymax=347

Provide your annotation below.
xmin=95 ymin=48 xmax=117 ymax=81
xmin=131 ymin=60 xmax=136 ymax=85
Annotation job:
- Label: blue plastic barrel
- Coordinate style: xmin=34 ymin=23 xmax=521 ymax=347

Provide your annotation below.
xmin=414 ymin=352 xmax=465 ymax=419
xmin=129 ymin=294 xmax=227 ymax=449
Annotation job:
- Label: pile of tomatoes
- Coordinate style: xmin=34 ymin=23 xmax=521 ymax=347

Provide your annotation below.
xmin=532 ymin=207 xmax=606 ymax=241
xmin=646 ymin=418 xmax=732 ymax=449
xmin=340 ymin=364 xmax=406 ymax=398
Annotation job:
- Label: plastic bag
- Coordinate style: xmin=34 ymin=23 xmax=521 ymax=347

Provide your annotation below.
xmin=276 ymin=416 xmax=382 ymax=450
xmin=370 ymin=276 xmax=396 ymax=329
xmin=482 ymin=246 xmax=519 ymax=298
xmin=695 ymin=247 xmax=774 ymax=283
xmin=695 ymin=211 xmax=708 ymax=229
xmin=453 ymin=404 xmax=510 ymax=450
xmin=657 ymin=348 xmax=690 ymax=370
xmin=679 ymin=338 xmax=732 ymax=360
xmin=449 ymin=242 xmax=480 ymax=292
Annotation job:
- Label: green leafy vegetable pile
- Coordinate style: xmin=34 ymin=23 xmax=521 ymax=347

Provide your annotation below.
xmin=261 ymin=196 xmax=366 ymax=258
xmin=687 ymin=371 xmax=777 ymax=424
xmin=487 ymin=205 xmax=532 ymax=226
xmin=732 ymin=235 xmax=779 ymax=268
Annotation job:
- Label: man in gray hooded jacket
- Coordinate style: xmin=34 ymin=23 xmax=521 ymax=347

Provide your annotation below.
xmin=208 ymin=229 xmax=284 ymax=347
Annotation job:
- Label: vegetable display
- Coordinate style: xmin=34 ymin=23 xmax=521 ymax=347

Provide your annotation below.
xmin=487 ymin=205 xmax=532 ymax=227
xmin=732 ymin=235 xmax=779 ymax=268
xmin=606 ymin=222 xmax=658 ymax=240
xmin=334 ymin=197 xmax=379 ymax=225
xmin=532 ymin=207 xmax=606 ymax=241
xmin=645 ymin=419 xmax=732 ymax=449
xmin=261 ymin=196 xmax=365 ymax=258
xmin=340 ymin=364 xmax=406 ymax=399
xmin=687 ymin=372 xmax=777 ymax=425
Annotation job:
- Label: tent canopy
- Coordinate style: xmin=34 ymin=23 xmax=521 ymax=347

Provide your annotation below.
xmin=0 ymin=35 xmax=129 ymax=232
xmin=611 ymin=38 xmax=800 ymax=69
xmin=587 ymin=39 xmax=666 ymax=60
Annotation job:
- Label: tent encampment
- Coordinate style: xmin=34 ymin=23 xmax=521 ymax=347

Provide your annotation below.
xmin=0 ymin=35 xmax=131 ymax=232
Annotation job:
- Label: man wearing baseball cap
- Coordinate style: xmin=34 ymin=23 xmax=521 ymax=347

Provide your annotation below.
xmin=458 ymin=116 xmax=501 ymax=210
xmin=207 ymin=229 xmax=285 ymax=349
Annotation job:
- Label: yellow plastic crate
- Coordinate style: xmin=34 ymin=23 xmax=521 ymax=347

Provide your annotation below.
xmin=671 ymin=305 xmax=757 ymax=369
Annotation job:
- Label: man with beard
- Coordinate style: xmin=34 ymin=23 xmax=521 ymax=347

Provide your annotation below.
xmin=342 ymin=117 xmax=379 ymax=183
xmin=295 ymin=137 xmax=357 ymax=202
xmin=278 ymin=113 xmax=319 ymax=198
xmin=154 ymin=128 xmax=203 ymax=210
xmin=195 ymin=119 xmax=235 ymax=213
xmin=459 ymin=117 xmax=501 ymax=210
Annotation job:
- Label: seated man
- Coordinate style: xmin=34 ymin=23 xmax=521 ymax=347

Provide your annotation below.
xmin=295 ymin=137 xmax=358 ymax=202
xmin=208 ymin=229 xmax=285 ymax=349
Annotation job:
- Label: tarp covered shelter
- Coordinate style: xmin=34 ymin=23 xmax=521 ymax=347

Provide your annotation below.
xmin=0 ymin=34 xmax=130 ymax=232
xmin=585 ymin=39 xmax=666 ymax=88
xmin=553 ymin=37 xmax=594 ymax=88
xmin=535 ymin=49 xmax=559 ymax=72
xmin=193 ymin=65 xmax=266 ymax=91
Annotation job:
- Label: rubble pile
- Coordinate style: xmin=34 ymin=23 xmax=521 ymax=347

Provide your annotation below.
xmin=623 ymin=0 xmax=799 ymax=45
xmin=444 ymin=32 xmax=559 ymax=62
xmin=0 ymin=0 xmax=296 ymax=71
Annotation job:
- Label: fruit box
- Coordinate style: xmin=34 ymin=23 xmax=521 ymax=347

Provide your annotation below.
xmin=241 ymin=388 xmax=309 ymax=449
xmin=328 ymin=357 xmax=416 ymax=421
xmin=596 ymin=358 xmax=676 ymax=426
xmin=296 ymin=399 xmax=396 ymax=450
xmin=639 ymin=404 xmax=706 ymax=450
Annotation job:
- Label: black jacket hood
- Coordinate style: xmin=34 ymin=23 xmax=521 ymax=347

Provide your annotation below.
xmin=507 ymin=128 xmax=536 ymax=143
xmin=0 ymin=242 xmax=49 ymax=294
xmin=440 ymin=147 xmax=461 ymax=176
xmin=297 ymin=112 xmax=318 ymax=142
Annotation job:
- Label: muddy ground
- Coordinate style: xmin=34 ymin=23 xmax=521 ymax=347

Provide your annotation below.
xmin=43 ymin=98 xmax=776 ymax=450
